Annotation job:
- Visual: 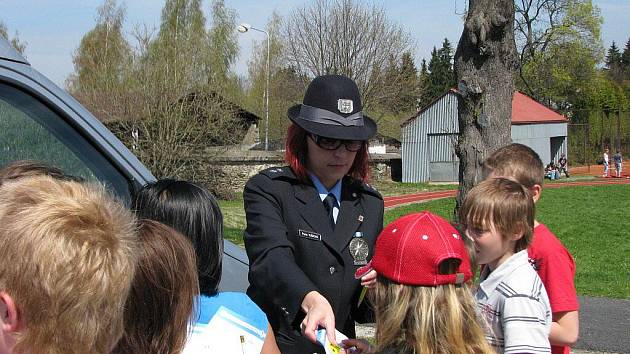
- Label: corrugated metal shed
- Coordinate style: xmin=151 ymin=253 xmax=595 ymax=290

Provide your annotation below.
xmin=401 ymin=90 xmax=568 ymax=183
xmin=401 ymin=91 xmax=459 ymax=182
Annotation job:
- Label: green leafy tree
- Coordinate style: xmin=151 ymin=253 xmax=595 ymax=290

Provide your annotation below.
xmin=515 ymin=0 xmax=604 ymax=101
xmin=67 ymin=0 xmax=132 ymax=121
xmin=207 ymin=0 xmax=239 ymax=92
xmin=0 ymin=20 xmax=27 ymax=56
xmin=576 ymin=74 xmax=627 ymax=151
xmin=147 ymin=0 xmax=209 ymax=90
xmin=126 ymin=0 xmax=243 ymax=180
xmin=522 ymin=40 xmax=600 ymax=111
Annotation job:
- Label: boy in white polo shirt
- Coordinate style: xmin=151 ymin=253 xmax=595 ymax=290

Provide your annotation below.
xmin=460 ymin=177 xmax=551 ymax=353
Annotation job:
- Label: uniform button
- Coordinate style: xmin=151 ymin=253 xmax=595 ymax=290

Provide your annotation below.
xmin=329 ymin=266 xmax=336 ymax=274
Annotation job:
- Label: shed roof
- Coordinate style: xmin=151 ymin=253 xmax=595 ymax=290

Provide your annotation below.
xmin=511 ymin=91 xmax=567 ymax=124
xmin=402 ymin=90 xmax=567 ymax=127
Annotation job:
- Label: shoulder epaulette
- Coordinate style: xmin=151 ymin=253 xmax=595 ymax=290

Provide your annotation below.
xmin=345 ymin=177 xmax=382 ymax=199
xmin=360 ymin=181 xmax=382 ymax=199
xmin=259 ymin=166 xmax=296 ymax=180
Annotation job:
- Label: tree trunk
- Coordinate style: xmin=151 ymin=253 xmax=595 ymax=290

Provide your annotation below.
xmin=454 ymin=0 xmax=519 ymax=218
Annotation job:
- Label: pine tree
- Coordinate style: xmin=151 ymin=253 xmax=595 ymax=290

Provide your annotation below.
xmin=606 ymin=41 xmax=622 ymax=68
xmin=622 ymin=38 xmax=630 ymax=66
xmin=621 ymin=38 xmax=630 ymax=80
xmin=421 ymin=38 xmax=456 ymax=107
xmin=605 ymin=41 xmax=624 ymax=82
xmin=398 ymin=52 xmax=420 ymax=111
xmin=419 ymin=58 xmax=428 ymax=78
xmin=377 ymin=51 xmax=419 ymax=115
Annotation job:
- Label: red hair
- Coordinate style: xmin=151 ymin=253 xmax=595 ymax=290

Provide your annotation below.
xmin=284 ymin=124 xmax=370 ymax=183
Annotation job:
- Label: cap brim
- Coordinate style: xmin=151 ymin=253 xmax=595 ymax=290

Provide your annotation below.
xmin=288 ymin=104 xmax=377 ymax=141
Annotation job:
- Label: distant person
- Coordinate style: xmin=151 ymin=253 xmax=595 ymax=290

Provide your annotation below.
xmin=460 ymin=177 xmax=552 ymax=353
xmin=341 ymin=212 xmax=493 ymax=354
xmin=483 ymin=143 xmax=579 ymax=354
xmin=133 ymin=179 xmax=280 ymax=354
xmin=0 ymin=176 xmax=137 ymax=354
xmin=112 ymin=219 xmax=199 ymax=354
xmin=558 ymin=154 xmax=569 ymax=178
xmin=613 ymin=150 xmax=622 ymax=178
xmin=603 ymin=148 xmax=610 ymax=177
xmin=545 ymin=161 xmax=560 ymax=180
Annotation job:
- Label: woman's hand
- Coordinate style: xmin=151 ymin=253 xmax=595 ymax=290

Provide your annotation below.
xmin=341 ymin=338 xmax=373 ymax=353
xmin=360 ymin=269 xmax=377 ymax=289
xmin=300 ymin=291 xmax=336 ymax=345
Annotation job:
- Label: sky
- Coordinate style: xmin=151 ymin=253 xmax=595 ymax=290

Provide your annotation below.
xmin=2 ymin=0 xmax=629 ymax=87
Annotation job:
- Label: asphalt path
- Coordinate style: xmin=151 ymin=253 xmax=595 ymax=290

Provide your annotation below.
xmin=381 ymin=178 xmax=630 ymax=353
xmin=576 ymin=296 xmax=630 ymax=353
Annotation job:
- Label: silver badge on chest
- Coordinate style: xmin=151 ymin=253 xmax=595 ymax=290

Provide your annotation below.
xmin=349 ymin=231 xmax=369 ymax=265
xmin=337 ymin=99 xmax=354 ymax=114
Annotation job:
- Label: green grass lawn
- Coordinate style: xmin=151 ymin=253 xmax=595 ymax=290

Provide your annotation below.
xmin=371 ymin=180 xmax=458 ymax=196
xmin=218 ymin=195 xmax=246 ymax=247
xmin=384 ymin=184 xmax=630 ymax=299
xmin=220 ymin=184 xmax=630 ymax=299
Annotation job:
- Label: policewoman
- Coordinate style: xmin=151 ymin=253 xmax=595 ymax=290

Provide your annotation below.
xmin=243 ymin=75 xmax=384 ymax=354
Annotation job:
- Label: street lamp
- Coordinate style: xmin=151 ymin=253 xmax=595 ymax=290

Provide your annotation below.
xmin=238 ymin=23 xmax=270 ymax=151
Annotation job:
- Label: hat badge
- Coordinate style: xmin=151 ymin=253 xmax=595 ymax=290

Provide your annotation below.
xmin=337 ymin=99 xmax=353 ymax=114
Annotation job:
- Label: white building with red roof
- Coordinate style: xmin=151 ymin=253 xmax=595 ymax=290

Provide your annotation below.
xmin=400 ymin=90 xmax=568 ymax=183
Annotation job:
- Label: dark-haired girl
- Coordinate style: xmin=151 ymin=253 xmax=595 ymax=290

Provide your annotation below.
xmin=133 ymin=179 xmax=280 ymax=354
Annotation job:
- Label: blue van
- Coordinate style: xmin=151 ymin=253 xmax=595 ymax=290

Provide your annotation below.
xmin=0 ymin=37 xmax=249 ymax=291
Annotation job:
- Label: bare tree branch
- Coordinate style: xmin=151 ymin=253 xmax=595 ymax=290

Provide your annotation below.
xmin=282 ymin=0 xmax=413 ymax=109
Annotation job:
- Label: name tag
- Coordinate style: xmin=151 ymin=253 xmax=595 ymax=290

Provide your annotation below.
xmin=298 ymin=229 xmax=321 ymax=241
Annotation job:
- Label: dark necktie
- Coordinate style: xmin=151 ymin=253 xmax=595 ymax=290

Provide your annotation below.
xmin=323 ymin=193 xmax=336 ymax=229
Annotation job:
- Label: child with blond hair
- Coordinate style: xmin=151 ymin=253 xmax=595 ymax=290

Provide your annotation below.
xmin=342 ymin=211 xmax=493 ymax=354
xmin=0 ymin=176 xmax=137 ymax=354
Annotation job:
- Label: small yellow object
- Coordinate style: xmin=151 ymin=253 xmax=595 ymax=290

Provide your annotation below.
xmin=328 ymin=342 xmax=341 ymax=354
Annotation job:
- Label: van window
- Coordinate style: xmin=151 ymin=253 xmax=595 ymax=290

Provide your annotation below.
xmin=0 ymin=83 xmax=132 ymax=202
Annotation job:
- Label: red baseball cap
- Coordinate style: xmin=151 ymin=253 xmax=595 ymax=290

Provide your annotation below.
xmin=369 ymin=211 xmax=472 ymax=286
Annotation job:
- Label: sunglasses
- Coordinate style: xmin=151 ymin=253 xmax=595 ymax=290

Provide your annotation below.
xmin=309 ymin=134 xmax=364 ymax=152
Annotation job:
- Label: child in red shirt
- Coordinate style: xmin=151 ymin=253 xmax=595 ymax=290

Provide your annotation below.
xmin=483 ymin=144 xmax=579 ymax=354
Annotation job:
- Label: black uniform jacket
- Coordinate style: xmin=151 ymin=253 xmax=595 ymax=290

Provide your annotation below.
xmin=243 ymin=166 xmax=384 ymax=354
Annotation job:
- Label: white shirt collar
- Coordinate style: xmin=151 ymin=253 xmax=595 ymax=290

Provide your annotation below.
xmin=478 ymin=250 xmax=529 ymax=296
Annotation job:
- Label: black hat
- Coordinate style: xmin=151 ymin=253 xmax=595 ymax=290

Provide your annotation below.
xmin=288 ymin=75 xmax=377 ymax=140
